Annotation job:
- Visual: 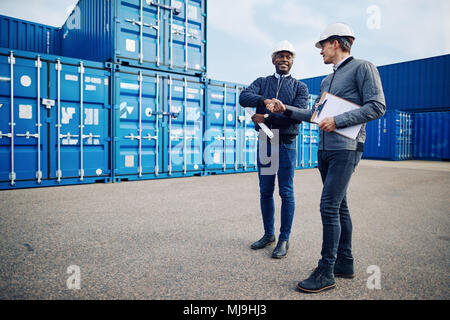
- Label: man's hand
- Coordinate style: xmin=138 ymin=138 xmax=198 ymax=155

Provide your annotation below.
xmin=318 ymin=117 xmax=336 ymax=132
xmin=251 ymin=113 xmax=266 ymax=124
xmin=265 ymin=98 xmax=286 ymax=113
xmin=271 ymin=98 xmax=286 ymax=113
xmin=264 ymin=99 xmax=275 ymax=111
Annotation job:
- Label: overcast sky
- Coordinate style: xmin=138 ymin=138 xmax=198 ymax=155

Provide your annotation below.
xmin=0 ymin=0 xmax=449 ymax=85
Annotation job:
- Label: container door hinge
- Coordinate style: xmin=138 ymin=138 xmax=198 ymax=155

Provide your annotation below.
xmin=79 ymin=169 xmax=85 ymax=181
xmin=9 ymin=172 xmax=16 ymax=186
xmin=36 ymin=171 xmax=42 ymax=183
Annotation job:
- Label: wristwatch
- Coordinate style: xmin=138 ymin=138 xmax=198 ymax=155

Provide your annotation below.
xmin=263 ymin=113 xmax=269 ymax=119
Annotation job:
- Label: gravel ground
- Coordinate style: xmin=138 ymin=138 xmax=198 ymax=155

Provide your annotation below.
xmin=0 ymin=160 xmax=449 ymax=300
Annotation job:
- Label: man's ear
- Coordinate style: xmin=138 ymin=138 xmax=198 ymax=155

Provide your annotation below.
xmin=333 ymin=39 xmax=340 ymax=50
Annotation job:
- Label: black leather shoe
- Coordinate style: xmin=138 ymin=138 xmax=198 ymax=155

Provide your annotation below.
xmin=297 ymin=267 xmax=336 ymax=293
xmin=272 ymin=240 xmax=289 ymax=258
xmin=250 ymin=234 xmax=275 ymax=250
xmin=334 ymin=258 xmax=355 ymax=278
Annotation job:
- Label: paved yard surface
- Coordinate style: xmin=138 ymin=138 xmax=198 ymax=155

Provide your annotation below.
xmin=0 ymin=160 xmax=449 ymax=300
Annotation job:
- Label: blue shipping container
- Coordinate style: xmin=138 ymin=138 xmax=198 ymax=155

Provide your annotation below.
xmin=297 ymin=76 xmax=325 ymax=97
xmin=204 ymin=81 xmax=319 ymax=175
xmin=204 ymin=79 xmax=257 ymax=175
xmin=299 ymin=55 xmax=450 ymax=112
xmin=112 ymin=66 xmax=204 ymax=181
xmin=61 ymin=0 xmax=206 ymax=77
xmin=0 ymin=14 xmax=61 ymax=55
xmin=296 ymin=94 xmax=319 ymax=169
xmin=0 ymin=48 xmax=111 ymax=190
xmin=413 ymin=112 xmax=450 ymax=160
xmin=377 ymin=55 xmax=449 ymax=112
xmin=363 ymin=110 xmax=413 ymax=161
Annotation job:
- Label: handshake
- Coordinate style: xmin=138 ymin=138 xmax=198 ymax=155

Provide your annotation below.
xmin=265 ymin=98 xmax=286 ymax=113
xmin=260 ymin=98 xmax=337 ymax=132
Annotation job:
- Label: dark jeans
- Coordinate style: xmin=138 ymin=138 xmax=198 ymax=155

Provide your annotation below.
xmin=317 ymin=150 xmax=362 ymax=270
xmin=257 ymin=138 xmax=297 ymax=241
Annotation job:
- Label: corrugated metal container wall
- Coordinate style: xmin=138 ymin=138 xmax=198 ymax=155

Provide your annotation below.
xmin=204 ymin=80 xmax=257 ymax=175
xmin=378 ymin=55 xmax=450 ymax=112
xmin=0 ymin=15 xmax=61 ymax=55
xmin=0 ymin=48 xmax=111 ymax=190
xmin=60 ymin=0 xmax=206 ymax=77
xmin=413 ymin=112 xmax=450 ymax=160
xmin=298 ymin=76 xmax=325 ymax=95
xmin=296 ymin=94 xmax=319 ymax=169
xmin=299 ymin=54 xmax=450 ymax=112
xmin=112 ymin=66 xmax=204 ymax=182
xmin=363 ymin=110 xmax=413 ymax=161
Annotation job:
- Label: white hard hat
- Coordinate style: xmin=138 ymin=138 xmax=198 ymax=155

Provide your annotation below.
xmin=272 ymin=40 xmax=296 ymax=58
xmin=315 ymin=22 xmax=355 ymax=48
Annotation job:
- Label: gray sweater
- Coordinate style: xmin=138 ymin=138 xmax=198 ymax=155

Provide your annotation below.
xmin=284 ymin=57 xmax=386 ymax=150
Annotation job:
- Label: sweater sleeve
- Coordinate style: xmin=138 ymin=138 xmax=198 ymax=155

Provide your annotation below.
xmin=334 ymin=61 xmax=386 ymax=128
xmin=238 ymin=77 xmax=266 ymax=110
xmin=283 ymin=105 xmax=314 ymax=122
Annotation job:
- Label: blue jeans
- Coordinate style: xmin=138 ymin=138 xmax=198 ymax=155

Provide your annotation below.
xmin=317 ymin=150 xmax=362 ymax=271
xmin=257 ymin=138 xmax=297 ymax=241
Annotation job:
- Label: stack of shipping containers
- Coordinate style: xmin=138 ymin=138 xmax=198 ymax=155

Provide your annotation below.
xmin=300 ymin=54 xmax=450 ymax=161
xmin=58 ymin=0 xmax=208 ymax=182
xmin=0 ymin=0 xmax=319 ymax=190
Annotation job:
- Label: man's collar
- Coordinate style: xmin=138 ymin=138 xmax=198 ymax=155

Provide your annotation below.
xmin=274 ymin=73 xmax=291 ymax=79
xmin=333 ymin=55 xmax=353 ymax=71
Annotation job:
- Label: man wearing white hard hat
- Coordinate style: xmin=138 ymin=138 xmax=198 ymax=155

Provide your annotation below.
xmin=239 ymin=40 xmax=309 ymax=259
xmin=267 ymin=23 xmax=386 ymax=292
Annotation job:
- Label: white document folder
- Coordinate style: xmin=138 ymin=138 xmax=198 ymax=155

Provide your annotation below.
xmin=311 ymin=92 xmax=362 ymax=140
xmin=245 ymin=108 xmax=274 ymax=139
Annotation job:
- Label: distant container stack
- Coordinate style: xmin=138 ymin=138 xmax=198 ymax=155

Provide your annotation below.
xmin=300 ymin=55 xmax=450 ymax=113
xmin=363 ymin=111 xmax=413 ymax=161
xmin=413 ymin=111 xmax=450 ymax=160
xmin=299 ymin=55 xmax=450 ymax=161
xmin=0 ymin=15 xmax=61 ymax=55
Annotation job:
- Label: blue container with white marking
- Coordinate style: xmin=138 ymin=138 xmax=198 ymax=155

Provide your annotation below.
xmin=60 ymin=0 xmax=206 ymax=77
xmin=295 ymin=94 xmax=319 ymax=169
xmin=0 ymin=48 xmax=111 ymax=190
xmin=204 ymin=79 xmax=257 ymax=175
xmin=112 ymin=65 xmax=204 ymax=181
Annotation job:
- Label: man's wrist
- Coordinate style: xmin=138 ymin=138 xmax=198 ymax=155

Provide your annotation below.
xmin=283 ymin=109 xmax=293 ymax=117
